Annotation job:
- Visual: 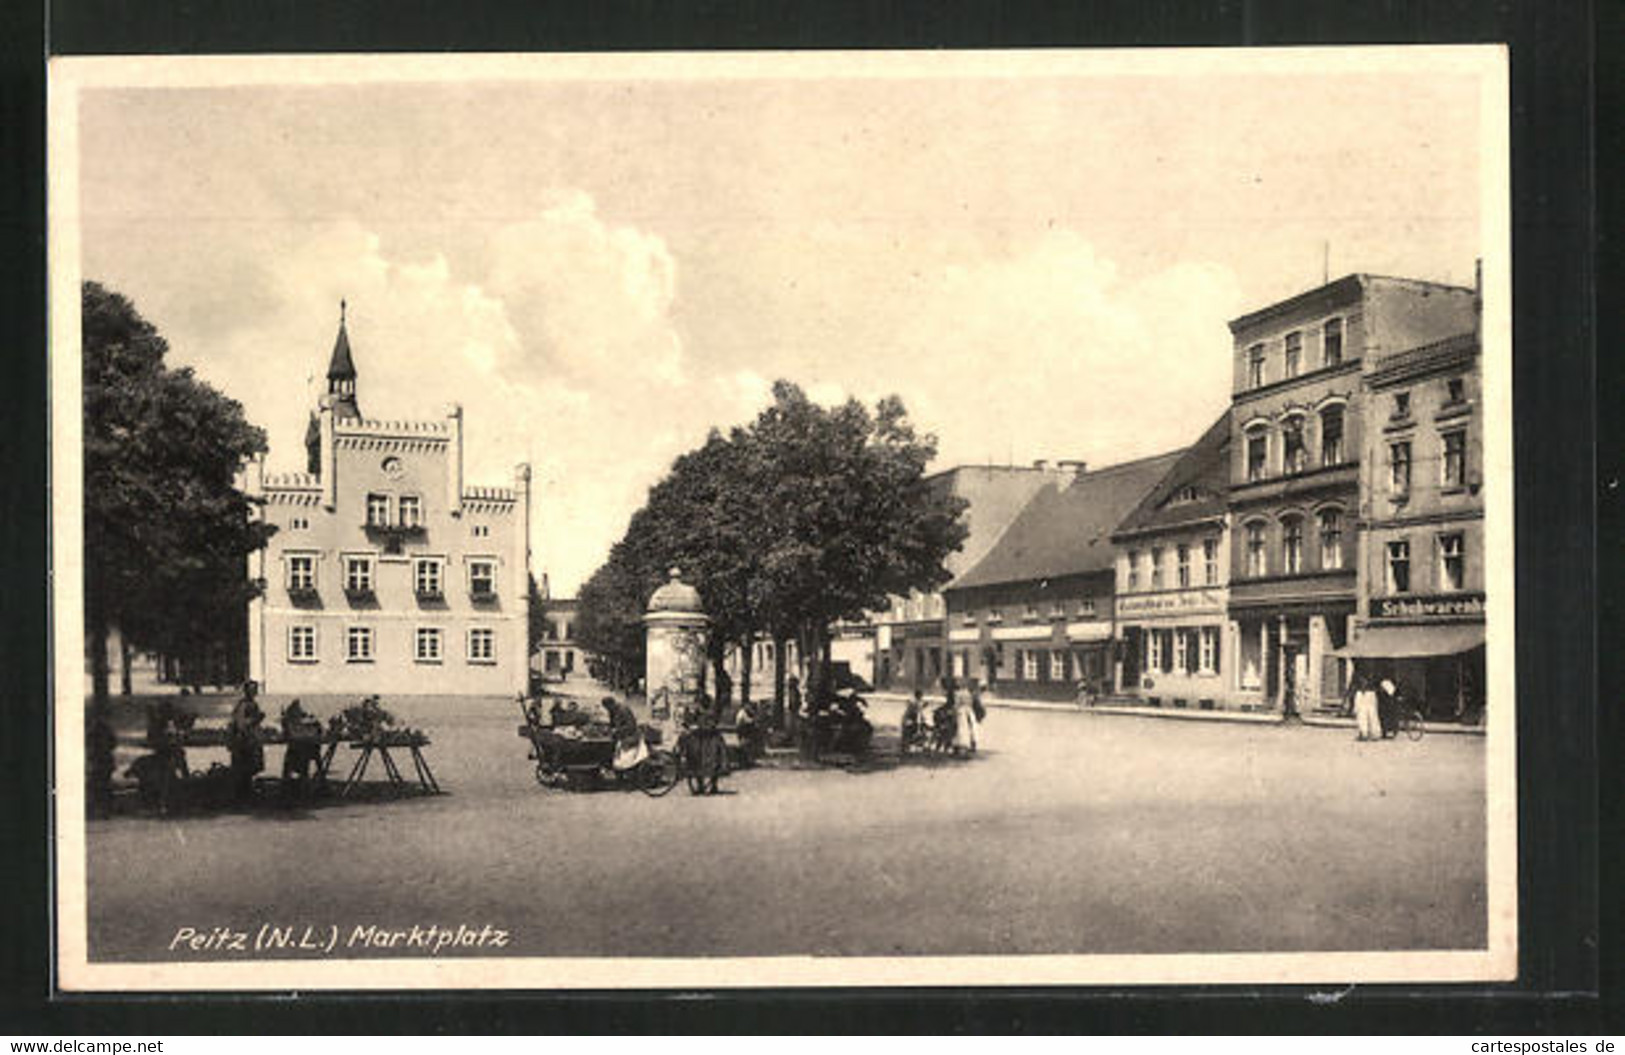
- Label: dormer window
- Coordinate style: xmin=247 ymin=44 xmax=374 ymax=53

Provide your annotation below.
xmin=1170 ymin=485 xmax=1201 ymax=505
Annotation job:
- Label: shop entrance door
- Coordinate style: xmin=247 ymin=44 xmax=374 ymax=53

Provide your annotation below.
xmin=1120 ymin=628 xmax=1142 ymax=689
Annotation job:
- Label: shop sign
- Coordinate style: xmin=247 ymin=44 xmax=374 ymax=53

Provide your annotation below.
xmin=1371 ymin=592 xmax=1485 ymax=620
xmin=1116 ymin=589 xmax=1224 ymax=617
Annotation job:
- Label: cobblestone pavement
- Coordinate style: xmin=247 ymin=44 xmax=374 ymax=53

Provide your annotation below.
xmin=83 ymin=685 xmax=1487 ymax=961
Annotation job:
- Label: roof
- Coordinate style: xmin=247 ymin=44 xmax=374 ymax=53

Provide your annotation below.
xmin=1111 ymin=410 xmax=1231 ymax=539
xmin=327 ymin=308 xmax=357 ymax=380
xmin=947 ymin=450 xmax=1184 ymax=591
xmin=1227 ymin=273 xmax=1473 ymax=335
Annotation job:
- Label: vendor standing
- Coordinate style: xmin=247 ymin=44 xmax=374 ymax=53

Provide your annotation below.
xmin=228 ymin=680 xmax=266 ymax=802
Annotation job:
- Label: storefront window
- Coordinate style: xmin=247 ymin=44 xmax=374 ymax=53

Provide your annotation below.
xmin=1147 ymin=631 xmax=1163 ymax=672
xmin=1049 ymin=651 xmax=1066 ymax=681
xmin=1023 ymin=650 xmax=1039 ymax=680
xmin=1200 ymin=627 xmax=1219 ymax=674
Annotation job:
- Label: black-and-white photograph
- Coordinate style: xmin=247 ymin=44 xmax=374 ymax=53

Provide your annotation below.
xmin=49 ymin=48 xmax=1514 ymax=990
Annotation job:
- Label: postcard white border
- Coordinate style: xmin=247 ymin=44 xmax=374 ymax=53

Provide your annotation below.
xmin=49 ymin=45 xmax=1516 ymax=991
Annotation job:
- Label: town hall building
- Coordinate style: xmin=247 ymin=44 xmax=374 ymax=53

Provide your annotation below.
xmin=244 ymin=305 xmax=532 ymax=697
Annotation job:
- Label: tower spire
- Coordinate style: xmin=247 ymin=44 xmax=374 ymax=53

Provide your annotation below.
xmin=325 ymin=300 xmax=360 ymax=419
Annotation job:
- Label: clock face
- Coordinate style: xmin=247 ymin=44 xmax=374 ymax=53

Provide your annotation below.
xmin=381 ymin=456 xmax=404 ymax=479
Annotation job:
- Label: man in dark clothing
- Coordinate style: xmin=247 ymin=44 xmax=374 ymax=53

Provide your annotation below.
xmin=228 ymin=680 xmax=266 ymax=803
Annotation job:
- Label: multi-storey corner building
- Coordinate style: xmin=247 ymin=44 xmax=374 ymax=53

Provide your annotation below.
xmin=1109 ymin=411 xmax=1237 ymax=709
xmin=865 ymin=461 xmax=1085 ymax=691
xmin=245 ymin=307 xmax=532 ymax=697
xmin=1346 ymin=329 xmax=1485 ymax=720
xmin=1224 ymin=274 xmax=1476 ymax=715
xmin=943 ymin=452 xmax=1181 ymax=701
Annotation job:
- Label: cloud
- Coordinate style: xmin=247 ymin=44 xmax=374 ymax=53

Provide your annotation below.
xmin=891 ymin=231 xmax=1243 ymax=468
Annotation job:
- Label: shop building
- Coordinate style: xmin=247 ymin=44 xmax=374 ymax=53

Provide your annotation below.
xmin=245 ymin=306 xmax=532 ymax=697
xmin=1109 ymin=411 xmax=1237 ymax=710
xmin=1224 ymin=274 xmax=1477 ymax=715
xmin=1340 ymin=329 xmax=1485 ymax=721
xmin=868 ymin=462 xmax=1084 ymax=691
xmin=943 ymin=452 xmax=1181 ymax=701
xmin=534 ymin=597 xmax=582 ymax=679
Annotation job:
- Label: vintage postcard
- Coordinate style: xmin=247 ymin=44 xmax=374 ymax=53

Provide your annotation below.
xmin=49 ymin=47 xmax=1515 ymax=991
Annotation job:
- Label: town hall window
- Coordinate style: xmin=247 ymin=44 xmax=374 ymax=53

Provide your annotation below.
xmin=1320 ymin=404 xmax=1344 ymax=465
xmin=469 ymin=559 xmax=497 ymax=598
xmin=467 ymin=627 xmax=496 ymax=663
xmin=1245 ymin=522 xmax=1267 ymax=577
xmin=1282 ymin=416 xmax=1307 ymax=474
xmin=415 ymin=627 xmax=442 ymax=663
xmin=288 ymin=625 xmax=316 ymax=663
xmin=1318 ymin=508 xmax=1344 ymax=570
xmin=1203 ymin=538 xmax=1219 ymax=584
xmin=1246 ymin=343 xmax=1265 ymax=389
xmin=1176 ymin=544 xmax=1191 ymax=588
xmin=346 ymin=626 xmax=374 ymax=663
xmin=1389 ymin=440 xmax=1412 ymax=494
xmin=1441 ymin=429 xmax=1468 ymax=488
xmin=286 ymin=553 xmax=316 ymax=593
xmin=1386 ymin=539 xmax=1411 ymax=594
xmin=414 ymin=558 xmax=443 ymax=598
xmin=344 ymin=555 xmax=374 ymax=595
xmin=1323 ymin=318 xmax=1343 ymax=366
xmin=1438 ymin=533 xmax=1466 ymax=592
xmin=1281 ymin=515 xmax=1304 ymax=575
xmin=398 ymin=495 xmax=422 ymax=528
xmin=1284 ymin=332 xmax=1302 ymax=378
xmin=366 ymin=493 xmax=391 ymax=527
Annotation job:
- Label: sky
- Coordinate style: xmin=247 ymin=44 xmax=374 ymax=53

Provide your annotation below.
xmin=72 ymin=54 xmax=1487 ymax=595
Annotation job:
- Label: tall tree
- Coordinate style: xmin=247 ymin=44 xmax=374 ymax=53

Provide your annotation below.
xmin=82 ymin=282 xmax=273 ymax=703
xmin=575 ymin=380 xmax=967 ymax=722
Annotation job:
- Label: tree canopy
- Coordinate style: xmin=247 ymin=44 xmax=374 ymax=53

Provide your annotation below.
xmin=575 ymin=380 xmax=968 ymax=709
xmin=82 ymin=281 xmax=274 ymax=700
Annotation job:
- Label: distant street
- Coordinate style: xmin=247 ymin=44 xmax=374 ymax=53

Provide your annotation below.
xmin=86 ymin=686 xmax=1486 ymax=960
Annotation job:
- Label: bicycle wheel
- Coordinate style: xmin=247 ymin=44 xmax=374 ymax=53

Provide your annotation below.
xmin=637 ymin=750 xmax=680 ymax=797
xmin=1405 ymin=708 xmax=1425 ymax=741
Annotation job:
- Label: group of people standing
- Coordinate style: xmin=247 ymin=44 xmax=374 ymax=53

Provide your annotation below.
xmin=902 ymin=677 xmax=983 ymax=757
xmin=1346 ymin=671 xmax=1408 ymax=742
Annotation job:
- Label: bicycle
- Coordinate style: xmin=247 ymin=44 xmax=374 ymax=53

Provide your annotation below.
xmin=1394 ymin=703 xmax=1426 ymax=742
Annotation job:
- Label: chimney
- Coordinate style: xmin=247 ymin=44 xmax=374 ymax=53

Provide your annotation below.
xmin=1032 ymin=459 xmax=1049 ymax=471
xmin=1057 ymin=459 xmax=1088 ymax=477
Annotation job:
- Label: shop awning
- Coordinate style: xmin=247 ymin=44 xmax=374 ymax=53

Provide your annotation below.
xmin=1333 ymin=624 xmax=1485 ymax=659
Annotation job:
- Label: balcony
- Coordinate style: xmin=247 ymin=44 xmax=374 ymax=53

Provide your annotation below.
xmin=344 ymin=585 xmax=376 ymax=602
xmin=363 ymin=519 xmax=427 ymax=538
xmin=287 ymin=584 xmax=319 ymax=601
xmin=469 ymin=586 xmax=498 ymax=604
xmin=415 ymin=587 xmax=444 ymax=602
